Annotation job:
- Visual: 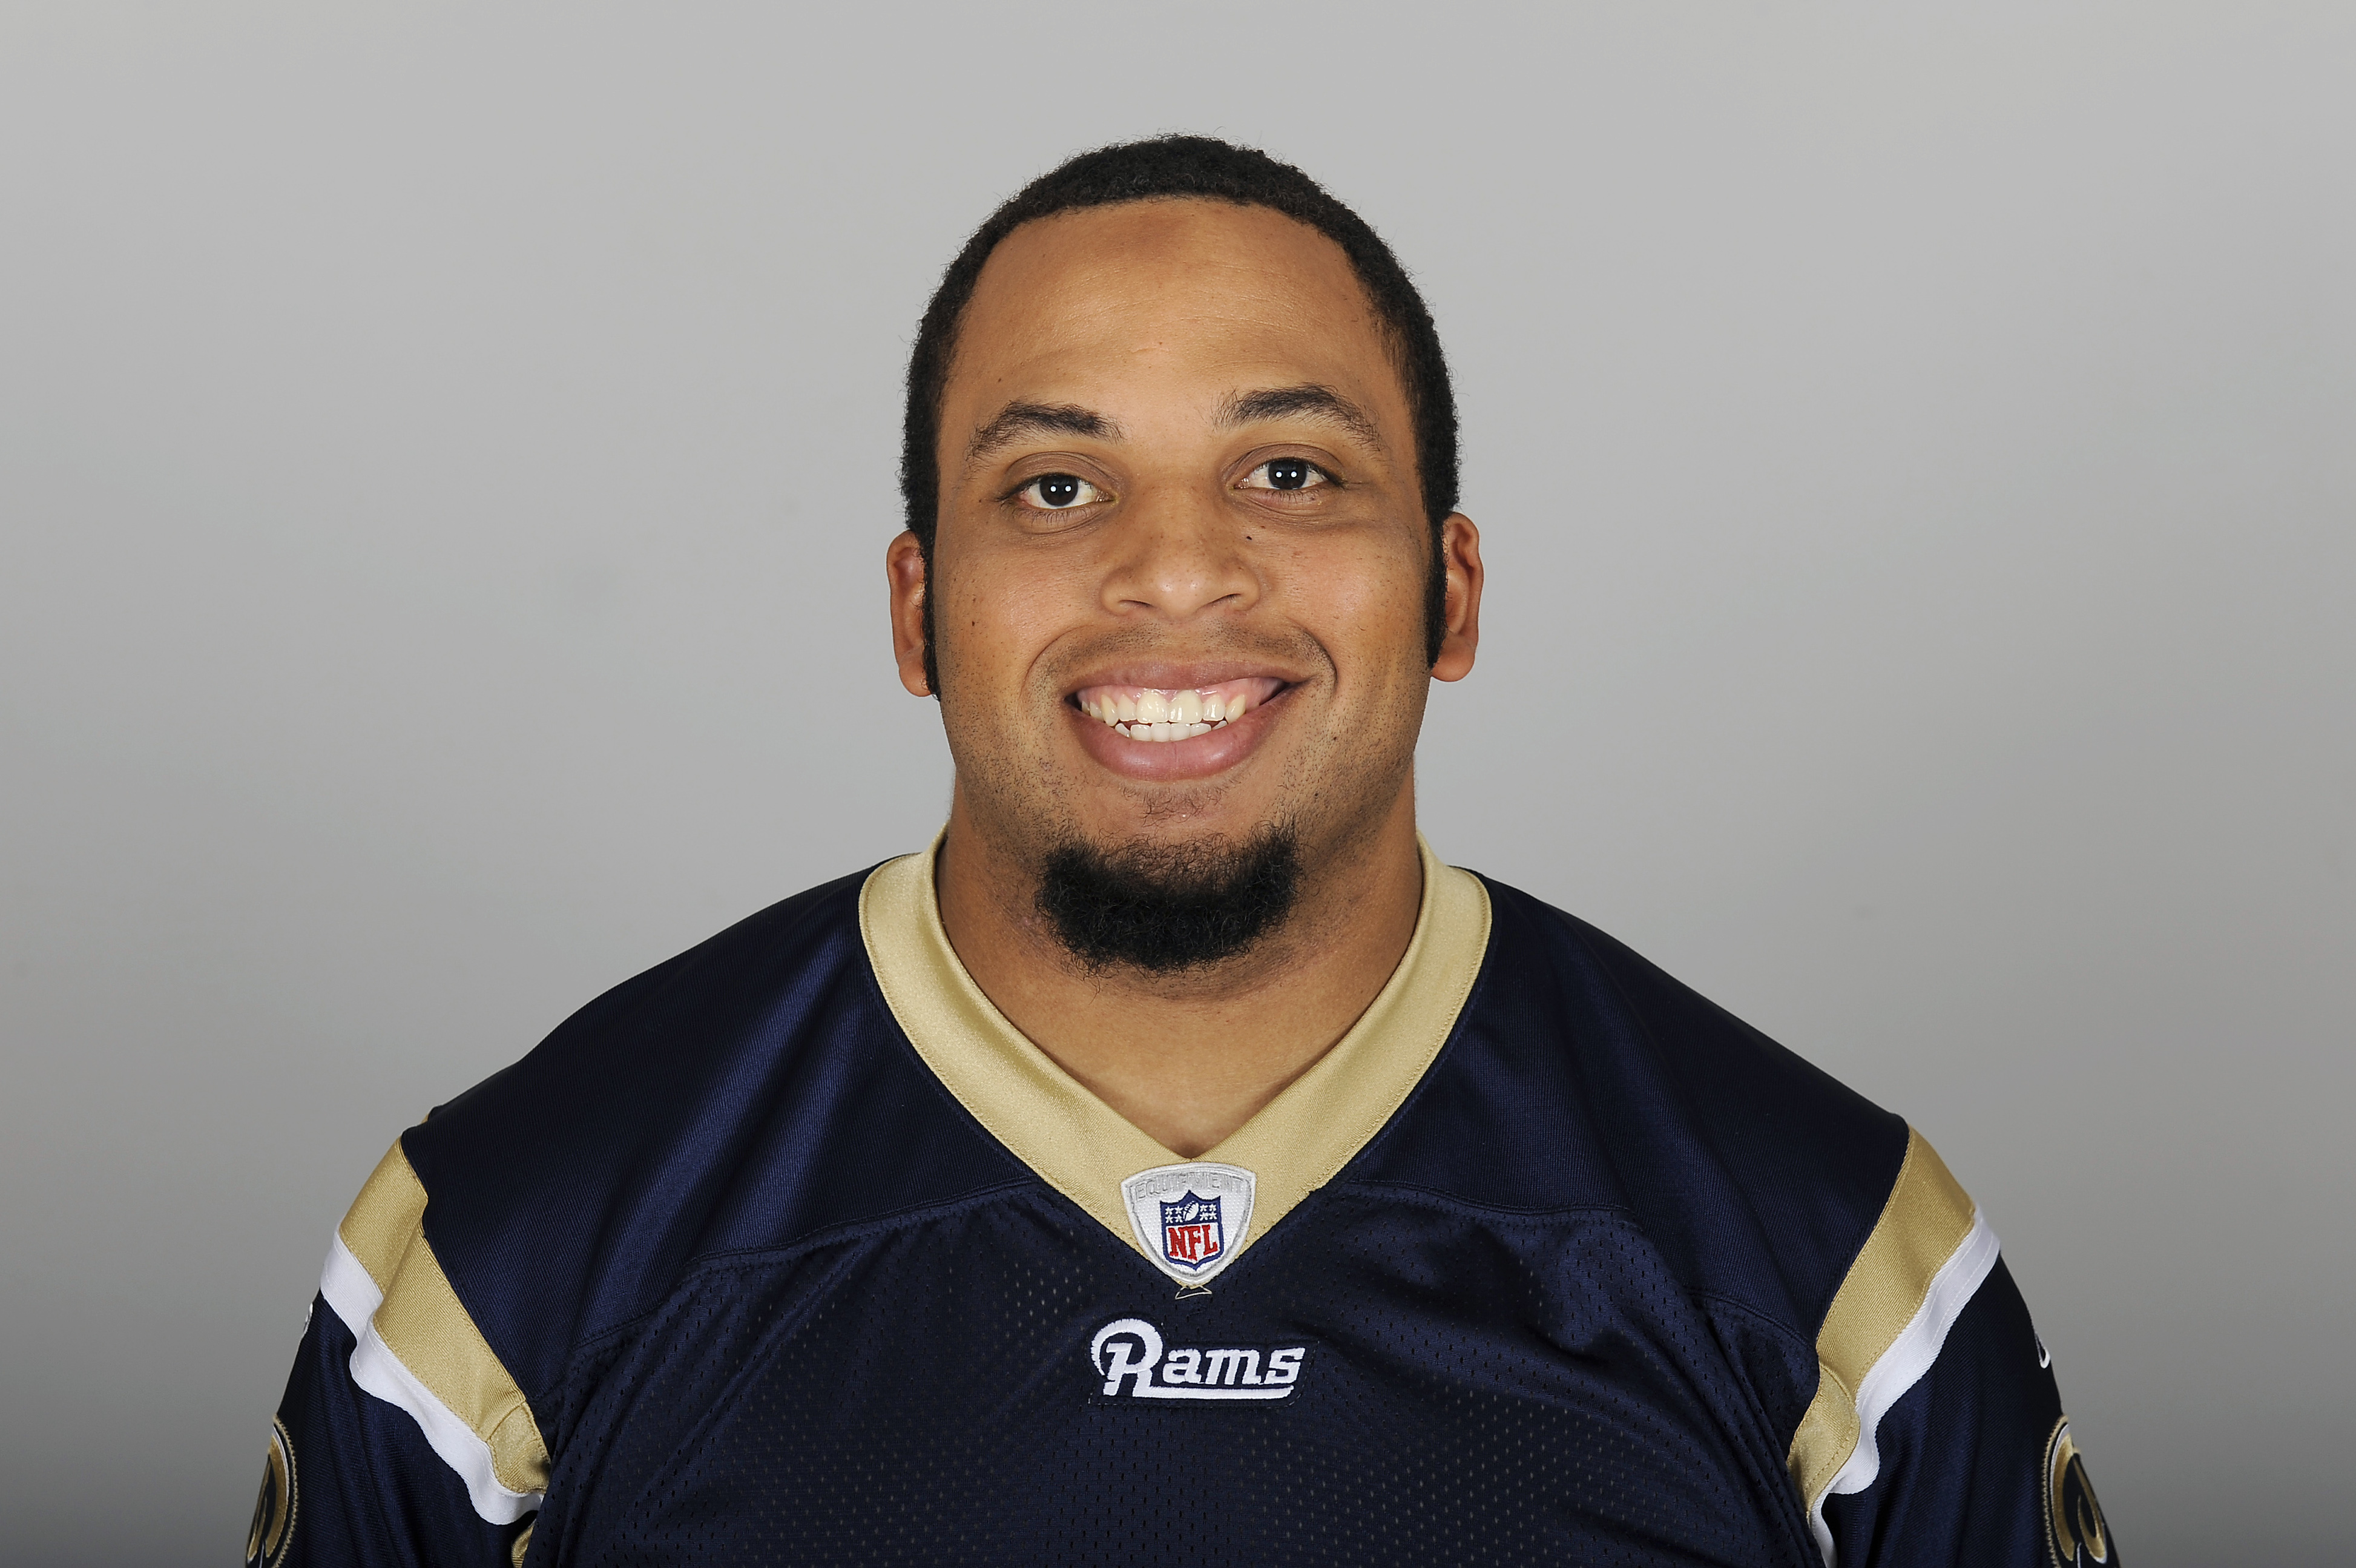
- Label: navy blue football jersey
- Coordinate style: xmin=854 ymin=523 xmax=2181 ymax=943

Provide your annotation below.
xmin=249 ymin=840 xmax=2116 ymax=1567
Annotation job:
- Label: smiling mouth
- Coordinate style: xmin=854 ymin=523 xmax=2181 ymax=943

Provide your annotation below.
xmin=1071 ymin=677 xmax=1287 ymax=743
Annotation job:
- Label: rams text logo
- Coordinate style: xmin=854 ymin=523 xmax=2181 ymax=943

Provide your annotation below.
xmin=1090 ymin=1318 xmax=1306 ymax=1402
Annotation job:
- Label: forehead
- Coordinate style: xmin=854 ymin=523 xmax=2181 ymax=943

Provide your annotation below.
xmin=946 ymin=199 xmax=1403 ymax=422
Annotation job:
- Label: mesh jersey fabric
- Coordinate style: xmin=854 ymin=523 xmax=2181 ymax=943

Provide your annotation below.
xmin=252 ymin=859 xmax=2111 ymax=1567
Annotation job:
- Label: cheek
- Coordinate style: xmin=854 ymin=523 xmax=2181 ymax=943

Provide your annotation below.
xmin=932 ymin=542 xmax=1078 ymax=696
xmin=1271 ymin=530 xmax=1431 ymax=674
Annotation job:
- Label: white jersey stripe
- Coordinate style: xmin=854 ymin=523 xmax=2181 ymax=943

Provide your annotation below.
xmin=317 ymin=1230 xmax=546 ymax=1525
xmin=318 ymin=1231 xmax=381 ymax=1333
xmin=1806 ymin=1207 xmax=2002 ymax=1563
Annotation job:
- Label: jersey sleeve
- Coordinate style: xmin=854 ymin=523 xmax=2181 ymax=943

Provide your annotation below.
xmin=1787 ymin=1129 xmax=2119 ymax=1567
xmin=244 ymin=1139 xmax=548 ymax=1568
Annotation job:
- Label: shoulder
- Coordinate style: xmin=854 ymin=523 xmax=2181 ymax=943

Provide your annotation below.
xmin=414 ymin=864 xmax=881 ymax=1191
xmin=344 ymin=863 xmax=1028 ymax=1398
xmin=1363 ymin=871 xmax=2026 ymax=1543
xmin=1370 ymin=873 xmax=1908 ymax=1316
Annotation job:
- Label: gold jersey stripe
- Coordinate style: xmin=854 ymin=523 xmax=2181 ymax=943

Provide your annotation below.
xmin=1785 ymin=1126 xmax=1978 ymax=1512
xmin=859 ymin=833 xmax=1492 ymax=1266
xmin=338 ymin=1141 xmax=551 ymax=1500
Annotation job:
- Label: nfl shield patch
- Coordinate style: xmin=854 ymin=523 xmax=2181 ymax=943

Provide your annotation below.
xmin=1159 ymin=1192 xmax=1225 ymax=1271
xmin=1121 ymin=1162 xmax=1255 ymax=1287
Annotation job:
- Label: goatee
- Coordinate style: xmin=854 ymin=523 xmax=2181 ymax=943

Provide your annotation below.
xmin=1036 ymin=823 xmax=1302 ymax=973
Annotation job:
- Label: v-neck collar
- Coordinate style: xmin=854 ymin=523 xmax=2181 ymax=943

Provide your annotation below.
xmin=858 ymin=832 xmax=1492 ymax=1269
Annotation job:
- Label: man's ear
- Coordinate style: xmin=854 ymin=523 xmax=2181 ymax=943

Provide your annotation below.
xmin=1430 ymin=513 xmax=1483 ymax=682
xmin=886 ymin=530 xmax=933 ymax=697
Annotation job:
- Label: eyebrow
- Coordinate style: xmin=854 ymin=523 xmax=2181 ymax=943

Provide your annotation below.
xmin=963 ymin=401 xmax=1121 ymax=470
xmin=960 ymin=384 xmax=1384 ymax=472
xmin=1218 ymin=384 xmax=1384 ymax=450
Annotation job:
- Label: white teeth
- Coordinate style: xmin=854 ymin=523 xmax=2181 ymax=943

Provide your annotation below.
xmin=1079 ymin=684 xmax=1270 ymax=742
xmin=1104 ymin=718 xmax=1219 ymax=743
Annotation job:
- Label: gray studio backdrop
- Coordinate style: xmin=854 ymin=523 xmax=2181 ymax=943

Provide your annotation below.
xmin=3 ymin=4 xmax=2349 ymax=1561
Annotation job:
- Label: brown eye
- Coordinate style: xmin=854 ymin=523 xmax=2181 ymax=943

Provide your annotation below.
xmin=1019 ymin=474 xmax=1104 ymax=510
xmin=1240 ymin=459 xmax=1329 ymax=492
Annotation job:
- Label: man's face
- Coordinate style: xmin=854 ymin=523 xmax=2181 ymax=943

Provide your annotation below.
xmin=898 ymin=197 xmax=1475 ymax=909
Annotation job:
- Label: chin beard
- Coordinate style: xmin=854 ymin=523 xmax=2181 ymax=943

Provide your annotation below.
xmin=1036 ymin=823 xmax=1302 ymax=974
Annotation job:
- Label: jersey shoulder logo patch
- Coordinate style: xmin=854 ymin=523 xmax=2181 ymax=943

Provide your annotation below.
xmin=1121 ymin=1162 xmax=1255 ymax=1286
xmin=245 ymin=1417 xmax=297 ymax=1568
xmin=2043 ymin=1417 xmax=2114 ymax=1566
xmin=1089 ymin=1318 xmax=1308 ymax=1402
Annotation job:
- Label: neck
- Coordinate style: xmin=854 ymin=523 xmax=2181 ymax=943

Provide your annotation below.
xmin=933 ymin=786 xmax=1426 ymax=1158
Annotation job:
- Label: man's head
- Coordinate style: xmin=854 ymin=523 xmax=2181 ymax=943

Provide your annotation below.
xmin=901 ymin=137 xmax=1461 ymax=674
xmin=887 ymin=137 xmax=1482 ymax=972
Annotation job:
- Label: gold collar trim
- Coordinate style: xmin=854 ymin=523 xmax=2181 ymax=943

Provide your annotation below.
xmin=858 ymin=834 xmax=1492 ymax=1268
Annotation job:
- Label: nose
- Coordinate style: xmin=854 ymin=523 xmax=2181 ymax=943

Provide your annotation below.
xmin=1099 ymin=485 xmax=1259 ymax=623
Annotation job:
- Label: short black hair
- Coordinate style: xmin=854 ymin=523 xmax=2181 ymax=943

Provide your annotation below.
xmin=900 ymin=136 xmax=1459 ymax=678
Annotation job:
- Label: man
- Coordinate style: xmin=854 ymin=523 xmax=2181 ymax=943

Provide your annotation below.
xmin=251 ymin=137 xmax=2114 ymax=1567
